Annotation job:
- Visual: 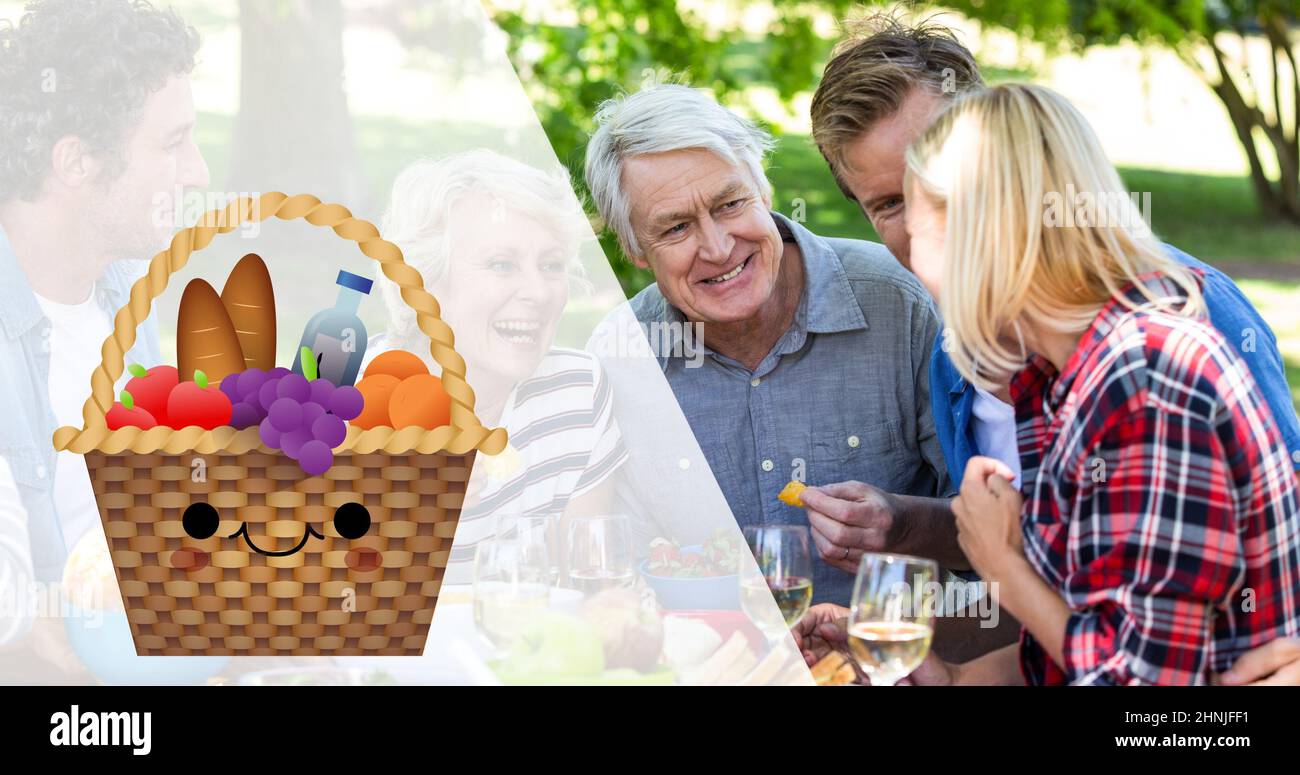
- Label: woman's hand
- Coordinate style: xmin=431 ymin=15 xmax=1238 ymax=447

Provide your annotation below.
xmin=897 ymin=652 xmax=960 ymax=686
xmin=792 ymin=603 xmax=849 ymax=666
xmin=952 ymin=456 xmax=1025 ymax=585
xmin=1216 ymin=638 xmax=1300 ymax=686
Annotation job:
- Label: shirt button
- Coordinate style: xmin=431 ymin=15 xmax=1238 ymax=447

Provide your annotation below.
xmin=750 ymin=377 xmax=761 ymax=388
xmin=678 ymin=458 xmax=690 ymax=470
xmin=761 ymin=459 xmax=774 ymax=472
xmin=847 ymin=435 xmax=860 ymax=448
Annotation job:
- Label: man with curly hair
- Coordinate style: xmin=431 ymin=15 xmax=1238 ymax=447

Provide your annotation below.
xmin=0 ymin=0 xmax=208 ymax=651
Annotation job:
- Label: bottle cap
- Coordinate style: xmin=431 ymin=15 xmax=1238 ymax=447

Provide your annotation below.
xmin=336 ymin=270 xmax=373 ymax=295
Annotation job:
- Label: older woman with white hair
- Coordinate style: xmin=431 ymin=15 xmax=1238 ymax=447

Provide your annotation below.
xmin=584 ymin=84 xmax=956 ymax=607
xmin=370 ymin=150 xmax=627 ymax=582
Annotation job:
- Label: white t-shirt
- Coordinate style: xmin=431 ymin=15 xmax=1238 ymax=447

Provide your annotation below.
xmin=31 ymin=286 xmax=114 ymax=551
xmin=970 ymin=385 xmax=1022 ymax=489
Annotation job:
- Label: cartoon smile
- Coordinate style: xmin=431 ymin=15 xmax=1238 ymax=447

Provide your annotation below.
xmin=228 ymin=521 xmax=325 ymax=556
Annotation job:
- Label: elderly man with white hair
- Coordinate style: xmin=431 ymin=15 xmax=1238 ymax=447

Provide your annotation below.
xmin=584 ymin=84 xmax=958 ymax=605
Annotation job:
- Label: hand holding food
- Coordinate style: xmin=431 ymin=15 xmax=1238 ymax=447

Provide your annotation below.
xmin=778 ymin=479 xmax=807 ymax=507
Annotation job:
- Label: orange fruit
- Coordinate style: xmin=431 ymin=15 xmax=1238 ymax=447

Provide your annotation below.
xmin=352 ymin=374 xmax=401 ymax=429
xmin=389 ymin=374 xmax=452 ymax=429
xmin=364 ymin=350 xmax=429 ymax=382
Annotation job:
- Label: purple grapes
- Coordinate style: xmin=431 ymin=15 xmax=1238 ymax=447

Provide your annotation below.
xmin=329 ymin=386 xmax=363 ymax=421
xmin=226 ymin=366 xmax=356 ymax=476
xmin=298 ymin=440 xmax=333 ymax=477
xmin=268 ymin=397 xmax=303 ymax=433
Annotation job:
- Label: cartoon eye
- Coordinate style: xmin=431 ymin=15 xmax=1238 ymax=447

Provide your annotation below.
xmin=182 ymin=502 xmax=220 ymax=540
xmin=333 ymin=502 xmax=371 ymax=540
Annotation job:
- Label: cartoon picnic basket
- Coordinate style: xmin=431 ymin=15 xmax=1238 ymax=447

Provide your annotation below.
xmin=52 ymin=193 xmax=506 ymax=656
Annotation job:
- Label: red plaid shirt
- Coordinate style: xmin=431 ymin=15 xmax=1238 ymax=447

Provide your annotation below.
xmin=1011 ymin=276 xmax=1300 ymax=685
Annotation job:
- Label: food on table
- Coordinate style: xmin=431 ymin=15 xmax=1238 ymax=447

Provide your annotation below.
xmin=124 ymin=364 xmax=178 ymax=426
xmin=353 ymin=374 xmax=400 ymax=429
xmin=661 ymin=614 xmax=724 ymax=672
xmin=645 ymin=529 xmax=743 ymax=578
xmin=176 ymin=278 xmax=245 ymax=386
xmin=811 ymin=651 xmax=857 ymax=686
xmin=292 ymin=269 xmax=372 ymax=387
xmin=62 ymin=530 xmax=124 ymax=612
xmin=582 ymin=589 xmax=665 ymax=672
xmin=388 ymin=373 xmax=452 ymax=429
xmin=166 ymin=370 xmax=233 ymax=430
xmin=681 ymin=631 xmax=757 ymax=685
xmin=220 ymin=253 xmax=277 ymax=371
xmin=106 ymin=390 xmax=157 ymax=430
xmin=363 ymin=349 xmax=429 ymax=381
xmin=778 ymin=479 xmax=807 ymax=507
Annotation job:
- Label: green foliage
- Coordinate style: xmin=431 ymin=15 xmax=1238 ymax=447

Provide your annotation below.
xmin=489 ymin=0 xmax=855 ymax=295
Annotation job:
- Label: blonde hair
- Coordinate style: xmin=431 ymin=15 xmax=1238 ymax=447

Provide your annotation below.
xmin=904 ymin=83 xmax=1203 ymax=391
xmin=378 ymin=150 xmax=588 ymax=349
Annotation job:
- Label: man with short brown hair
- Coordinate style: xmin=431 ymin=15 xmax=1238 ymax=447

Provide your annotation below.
xmin=795 ymin=9 xmax=1300 ymax=684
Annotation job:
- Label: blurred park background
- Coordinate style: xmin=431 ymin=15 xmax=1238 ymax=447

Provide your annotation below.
xmin=1 ymin=0 xmax=1295 ymax=410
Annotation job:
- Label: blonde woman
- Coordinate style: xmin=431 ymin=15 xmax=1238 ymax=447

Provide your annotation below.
xmin=367 ymin=150 xmax=627 ymax=583
xmin=900 ymin=84 xmax=1300 ymax=685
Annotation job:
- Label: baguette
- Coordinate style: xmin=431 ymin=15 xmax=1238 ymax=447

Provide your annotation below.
xmin=177 ymin=278 xmax=245 ymax=384
xmin=221 ymin=253 xmax=276 ymax=370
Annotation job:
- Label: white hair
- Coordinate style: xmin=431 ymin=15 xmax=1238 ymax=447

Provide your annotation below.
xmin=378 ymin=149 xmax=588 ymax=347
xmin=584 ymin=83 xmax=776 ymax=258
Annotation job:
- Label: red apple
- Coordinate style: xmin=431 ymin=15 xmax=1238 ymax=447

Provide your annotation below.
xmin=166 ymin=370 xmax=233 ymax=430
xmin=125 ymin=363 xmax=179 ymax=426
xmin=106 ymin=390 xmax=158 ymax=430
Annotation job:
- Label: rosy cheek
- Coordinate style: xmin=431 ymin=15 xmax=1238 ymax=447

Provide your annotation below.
xmin=346 ymin=547 xmax=381 ymax=572
xmin=172 ymin=548 xmax=210 ymax=572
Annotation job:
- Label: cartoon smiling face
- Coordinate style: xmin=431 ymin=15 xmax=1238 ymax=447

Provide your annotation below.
xmin=175 ymin=501 xmax=380 ymax=571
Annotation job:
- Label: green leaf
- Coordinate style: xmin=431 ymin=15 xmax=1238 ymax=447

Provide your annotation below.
xmin=194 ymin=370 xmax=208 ymax=390
xmin=300 ymin=346 xmax=318 ymax=381
xmin=119 ymin=390 xmax=134 ymax=410
xmin=128 ymin=364 xmax=148 ymax=379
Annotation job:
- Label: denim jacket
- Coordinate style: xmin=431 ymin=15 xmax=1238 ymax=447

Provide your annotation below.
xmin=0 ymin=226 xmax=161 ymax=583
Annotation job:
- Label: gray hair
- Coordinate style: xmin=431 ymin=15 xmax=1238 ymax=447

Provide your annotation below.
xmin=378 ymin=149 xmax=588 ymax=347
xmin=584 ymin=84 xmax=776 ymax=258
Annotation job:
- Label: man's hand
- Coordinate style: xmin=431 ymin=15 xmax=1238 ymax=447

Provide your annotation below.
xmin=801 ymin=482 xmax=902 ymax=573
xmin=1216 ymin=638 xmax=1300 ymax=686
xmin=792 ymin=603 xmax=850 ymax=666
xmin=952 ymin=456 xmax=1024 ymax=585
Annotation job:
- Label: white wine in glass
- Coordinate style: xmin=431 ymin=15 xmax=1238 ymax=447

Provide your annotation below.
xmin=472 ymin=540 xmax=550 ymax=650
xmin=741 ymin=525 xmax=814 ymax=636
xmin=847 ymin=553 xmax=938 ymax=686
xmin=566 ymin=515 xmax=634 ymax=596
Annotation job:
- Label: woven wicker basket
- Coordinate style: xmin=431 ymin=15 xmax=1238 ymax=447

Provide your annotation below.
xmin=52 ymin=193 xmax=507 ymax=656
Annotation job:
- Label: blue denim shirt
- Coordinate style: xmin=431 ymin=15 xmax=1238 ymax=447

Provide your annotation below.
xmin=0 ymin=226 xmax=161 ymax=583
xmin=628 ymin=213 xmax=951 ymax=605
xmin=930 ymin=243 xmax=1300 ymax=485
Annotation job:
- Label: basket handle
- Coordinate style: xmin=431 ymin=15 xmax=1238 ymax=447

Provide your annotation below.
xmin=79 ymin=192 xmax=485 ymax=435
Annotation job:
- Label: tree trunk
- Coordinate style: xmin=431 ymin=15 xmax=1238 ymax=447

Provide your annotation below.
xmin=228 ymin=0 xmax=366 ymax=208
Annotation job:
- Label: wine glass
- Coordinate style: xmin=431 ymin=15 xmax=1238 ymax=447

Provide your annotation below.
xmin=740 ymin=525 xmax=813 ymax=640
xmin=494 ymin=513 xmax=560 ymax=586
xmin=566 ymin=515 xmax=634 ymax=595
xmin=847 ymin=552 xmax=938 ymax=686
xmin=471 ymin=539 xmax=550 ymax=650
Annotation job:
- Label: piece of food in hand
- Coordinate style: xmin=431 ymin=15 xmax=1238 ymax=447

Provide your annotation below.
xmin=220 ymin=253 xmax=277 ymax=371
xmin=810 ymin=651 xmax=857 ymax=686
xmin=778 ymin=479 xmax=808 ymax=507
xmin=124 ymin=364 xmax=178 ymax=426
xmin=363 ymin=349 xmax=429 ymax=382
xmin=352 ymin=374 xmax=400 ymax=429
xmin=106 ymin=390 xmax=157 ymax=430
xmin=166 ymin=370 xmax=234 ymax=430
xmin=177 ymin=278 xmax=246 ymax=386
xmin=388 ymin=373 xmax=452 ymax=429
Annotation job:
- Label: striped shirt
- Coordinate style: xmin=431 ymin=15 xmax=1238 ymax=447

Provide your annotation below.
xmin=442 ymin=348 xmax=628 ymax=583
